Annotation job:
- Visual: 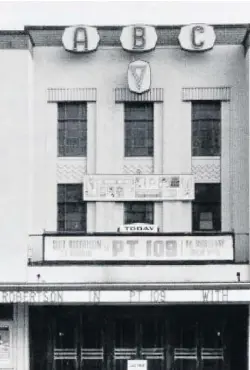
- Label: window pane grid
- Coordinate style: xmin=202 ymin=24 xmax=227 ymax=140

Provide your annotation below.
xmin=125 ymin=103 xmax=153 ymax=157
xmin=58 ymin=103 xmax=87 ymax=157
xmin=57 ymin=184 xmax=86 ymax=232
xmin=124 ymin=202 xmax=154 ymax=224
xmin=192 ymin=102 xmax=221 ymax=156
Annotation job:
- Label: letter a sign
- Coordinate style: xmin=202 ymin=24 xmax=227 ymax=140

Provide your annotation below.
xmin=62 ymin=25 xmax=100 ymax=53
xmin=128 ymin=60 xmax=151 ymax=94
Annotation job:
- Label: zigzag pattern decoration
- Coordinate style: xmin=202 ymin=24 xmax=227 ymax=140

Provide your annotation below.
xmin=123 ymin=163 xmax=153 ymax=174
xmin=192 ymin=163 xmax=220 ymax=183
xmin=57 ymin=162 xmax=87 ymax=183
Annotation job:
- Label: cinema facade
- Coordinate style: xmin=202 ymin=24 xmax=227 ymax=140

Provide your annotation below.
xmin=0 ymin=23 xmax=249 ymax=370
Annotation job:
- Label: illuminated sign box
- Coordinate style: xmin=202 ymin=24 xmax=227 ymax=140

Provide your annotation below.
xmin=83 ymin=174 xmax=194 ymax=201
xmin=44 ymin=234 xmax=234 ymax=262
xmin=1 ymin=288 xmax=250 ymax=304
xmin=118 ymin=223 xmax=159 ymax=233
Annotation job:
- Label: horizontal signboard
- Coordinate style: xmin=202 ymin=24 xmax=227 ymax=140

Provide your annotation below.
xmin=1 ymin=288 xmax=250 ymax=304
xmin=44 ymin=235 xmax=233 ymax=262
xmin=83 ymin=174 xmax=194 ymax=201
xmin=118 ymin=223 xmax=159 ymax=233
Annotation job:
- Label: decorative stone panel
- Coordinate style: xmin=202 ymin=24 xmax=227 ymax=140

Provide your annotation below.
xmin=192 ymin=157 xmax=221 ymax=183
xmin=47 ymin=88 xmax=97 ymax=102
xmin=182 ymin=87 xmax=231 ymax=101
xmin=123 ymin=158 xmax=153 ymax=174
xmin=115 ymin=88 xmax=164 ymax=102
xmin=57 ymin=159 xmax=87 ymax=183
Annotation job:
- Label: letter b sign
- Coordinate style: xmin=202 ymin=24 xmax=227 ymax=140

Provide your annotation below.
xmin=120 ymin=25 xmax=157 ymax=52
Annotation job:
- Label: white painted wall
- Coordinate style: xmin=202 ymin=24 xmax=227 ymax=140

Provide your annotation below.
xmin=31 ymin=44 xmax=248 ymax=262
xmin=0 ymin=50 xmax=30 ymax=282
xmin=0 ymin=41 xmax=248 ymax=283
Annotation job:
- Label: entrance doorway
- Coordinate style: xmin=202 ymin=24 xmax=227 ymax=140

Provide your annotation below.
xmin=29 ymin=305 xmax=247 ymax=370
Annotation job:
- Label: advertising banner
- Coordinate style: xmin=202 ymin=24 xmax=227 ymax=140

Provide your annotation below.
xmin=44 ymin=234 xmax=233 ymax=262
xmin=83 ymin=174 xmax=194 ymax=201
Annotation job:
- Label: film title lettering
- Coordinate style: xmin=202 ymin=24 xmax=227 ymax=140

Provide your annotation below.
xmin=112 ymin=240 xmax=138 ymax=257
xmin=89 ymin=291 xmax=101 ymax=303
xmin=146 ymin=240 xmax=177 ymax=257
xmin=130 ymin=290 xmax=141 ymax=303
xmin=150 ymin=290 xmax=166 ymax=303
xmin=202 ymin=290 xmax=229 ymax=303
xmin=1 ymin=291 xmax=64 ymax=303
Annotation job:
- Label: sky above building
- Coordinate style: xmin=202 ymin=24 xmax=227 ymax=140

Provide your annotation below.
xmin=0 ymin=0 xmax=250 ymax=30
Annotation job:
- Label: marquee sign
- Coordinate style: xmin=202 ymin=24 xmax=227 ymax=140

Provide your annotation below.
xmin=178 ymin=24 xmax=216 ymax=51
xmin=44 ymin=234 xmax=233 ymax=262
xmin=128 ymin=60 xmax=151 ymax=94
xmin=83 ymin=174 xmax=194 ymax=201
xmin=61 ymin=24 xmax=216 ymax=53
xmin=120 ymin=25 xmax=158 ymax=52
xmin=2 ymin=288 xmax=250 ymax=304
xmin=118 ymin=223 xmax=159 ymax=233
xmin=62 ymin=26 xmax=100 ymax=53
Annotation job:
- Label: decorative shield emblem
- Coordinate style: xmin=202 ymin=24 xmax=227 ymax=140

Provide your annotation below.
xmin=120 ymin=25 xmax=157 ymax=52
xmin=62 ymin=25 xmax=100 ymax=53
xmin=128 ymin=60 xmax=151 ymax=94
xmin=178 ymin=24 xmax=216 ymax=52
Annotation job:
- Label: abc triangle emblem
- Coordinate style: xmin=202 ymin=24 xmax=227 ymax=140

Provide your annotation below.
xmin=128 ymin=60 xmax=151 ymax=94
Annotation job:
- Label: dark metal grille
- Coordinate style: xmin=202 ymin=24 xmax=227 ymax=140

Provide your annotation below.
xmin=192 ymin=102 xmax=221 ymax=156
xmin=58 ymin=102 xmax=87 ymax=157
xmin=57 ymin=184 xmax=86 ymax=232
xmin=125 ymin=103 xmax=153 ymax=157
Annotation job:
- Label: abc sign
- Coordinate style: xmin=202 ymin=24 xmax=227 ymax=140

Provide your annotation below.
xmin=178 ymin=24 xmax=216 ymax=51
xmin=62 ymin=26 xmax=100 ymax=53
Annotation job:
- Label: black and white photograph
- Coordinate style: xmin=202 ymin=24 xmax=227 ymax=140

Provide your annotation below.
xmin=0 ymin=0 xmax=249 ymax=369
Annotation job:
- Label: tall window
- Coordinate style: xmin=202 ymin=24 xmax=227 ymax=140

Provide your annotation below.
xmin=58 ymin=102 xmax=87 ymax=157
xmin=57 ymin=184 xmax=86 ymax=232
xmin=192 ymin=102 xmax=221 ymax=156
xmin=125 ymin=103 xmax=153 ymax=157
xmin=124 ymin=202 xmax=154 ymax=224
xmin=192 ymin=184 xmax=221 ymax=231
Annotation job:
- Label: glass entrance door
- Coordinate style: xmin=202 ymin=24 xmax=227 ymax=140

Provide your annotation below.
xmin=53 ymin=309 xmax=78 ymax=370
xmin=29 ymin=305 xmax=247 ymax=370
xmin=80 ymin=310 xmax=105 ymax=370
xmin=112 ymin=308 xmax=166 ymax=370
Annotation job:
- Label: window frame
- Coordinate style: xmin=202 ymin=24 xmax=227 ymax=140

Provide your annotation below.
xmin=124 ymin=102 xmax=154 ymax=157
xmin=124 ymin=202 xmax=154 ymax=224
xmin=192 ymin=183 xmax=221 ymax=232
xmin=192 ymin=101 xmax=221 ymax=157
xmin=57 ymin=184 xmax=87 ymax=232
xmin=58 ymin=102 xmax=87 ymax=158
